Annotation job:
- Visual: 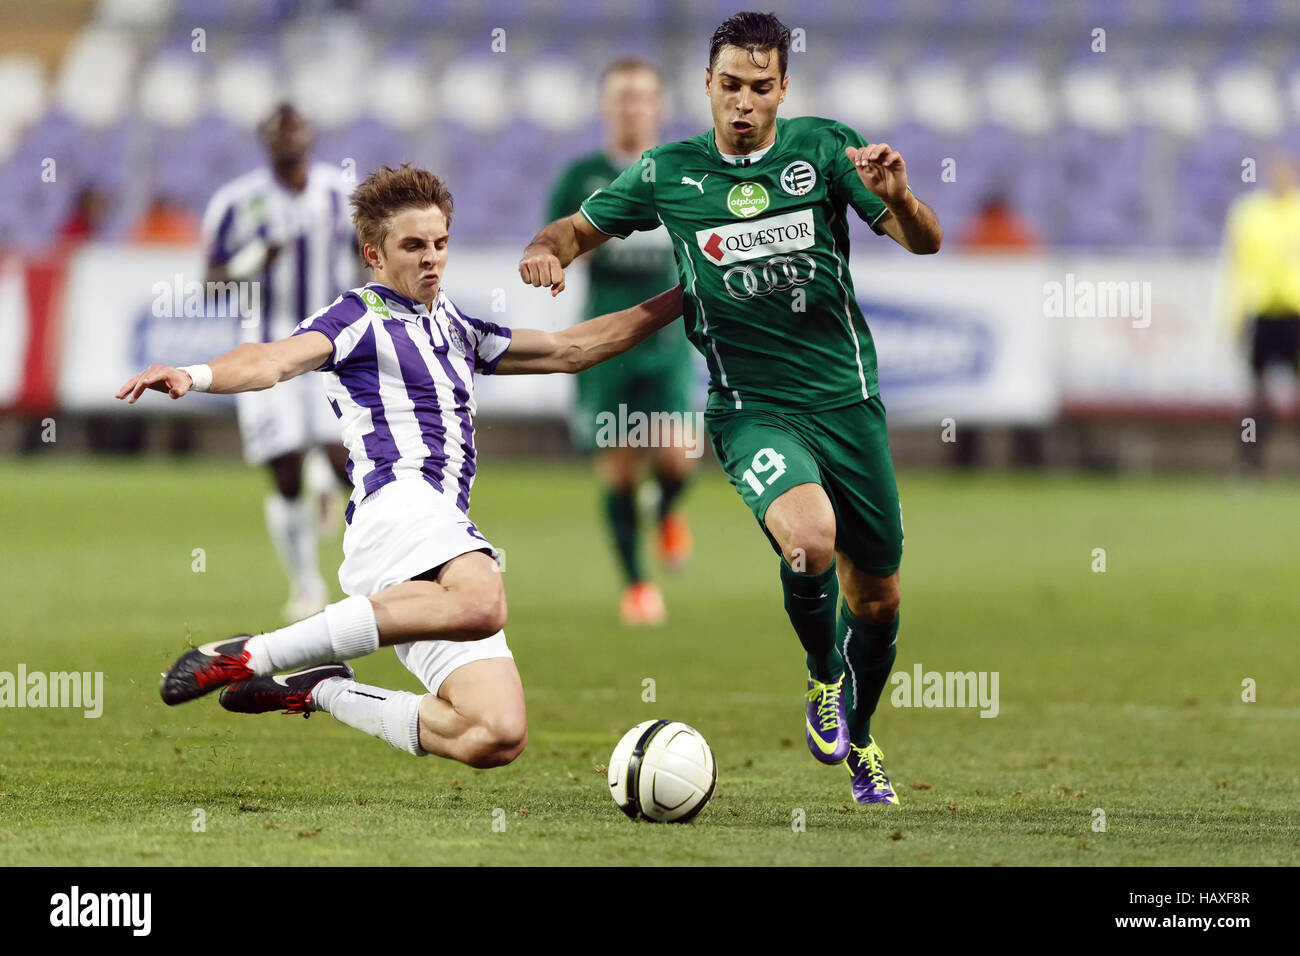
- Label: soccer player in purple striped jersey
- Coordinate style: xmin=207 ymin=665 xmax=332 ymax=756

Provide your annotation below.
xmin=118 ymin=164 xmax=683 ymax=769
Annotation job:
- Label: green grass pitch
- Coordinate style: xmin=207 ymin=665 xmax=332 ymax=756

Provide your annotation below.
xmin=1 ymin=457 xmax=1296 ymax=865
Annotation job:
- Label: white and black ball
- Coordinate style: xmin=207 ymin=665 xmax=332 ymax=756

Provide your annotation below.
xmin=608 ymin=719 xmax=717 ymax=823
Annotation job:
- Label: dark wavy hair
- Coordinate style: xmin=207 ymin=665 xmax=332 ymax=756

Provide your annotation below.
xmin=708 ymin=11 xmax=792 ymax=78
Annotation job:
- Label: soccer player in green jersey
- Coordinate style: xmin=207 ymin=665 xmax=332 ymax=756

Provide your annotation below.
xmin=520 ymin=12 xmax=942 ymax=804
xmin=545 ymin=59 xmax=699 ymax=627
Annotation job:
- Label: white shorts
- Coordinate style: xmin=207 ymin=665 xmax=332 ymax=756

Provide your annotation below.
xmin=337 ymin=477 xmax=512 ymax=697
xmin=236 ymin=373 xmax=342 ymax=465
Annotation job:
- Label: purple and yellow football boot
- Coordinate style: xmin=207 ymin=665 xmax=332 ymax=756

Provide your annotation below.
xmin=846 ymin=737 xmax=900 ymax=805
xmin=805 ymin=675 xmax=851 ymax=764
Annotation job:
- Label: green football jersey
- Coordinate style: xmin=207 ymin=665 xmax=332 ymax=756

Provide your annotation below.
xmin=580 ymin=116 xmax=895 ymax=412
xmin=547 ymin=151 xmax=687 ymax=366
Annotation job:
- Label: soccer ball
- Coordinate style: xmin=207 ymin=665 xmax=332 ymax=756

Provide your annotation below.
xmin=607 ymin=719 xmax=717 ymax=823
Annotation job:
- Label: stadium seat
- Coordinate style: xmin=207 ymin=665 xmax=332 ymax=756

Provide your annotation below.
xmin=903 ymin=56 xmax=981 ymax=136
xmin=289 ymin=59 xmax=364 ymax=131
xmin=438 ymin=58 xmax=510 ymax=132
xmin=210 ymin=54 xmax=281 ymax=129
xmin=1060 ymin=61 xmax=1132 ymax=136
xmin=97 ymin=0 xmax=176 ymax=26
xmin=1210 ymin=60 xmax=1285 ymax=139
xmin=138 ymin=55 xmax=205 ymax=129
xmin=981 ymin=58 xmax=1057 ymax=137
xmin=1133 ymin=64 xmax=1209 ymax=138
xmin=55 ymin=28 xmax=137 ymax=129
xmin=366 ymin=55 xmax=436 ymax=132
xmin=0 ymin=55 xmax=47 ymax=161
xmin=518 ymin=59 xmax=592 ymax=134
xmin=815 ymin=60 xmax=900 ymax=134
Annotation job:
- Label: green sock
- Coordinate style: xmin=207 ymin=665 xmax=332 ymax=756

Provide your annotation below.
xmin=656 ymin=471 xmax=688 ymax=521
xmin=839 ymin=603 xmax=899 ymax=746
xmin=603 ymin=488 xmax=642 ymax=584
xmin=779 ymin=559 xmax=843 ymax=683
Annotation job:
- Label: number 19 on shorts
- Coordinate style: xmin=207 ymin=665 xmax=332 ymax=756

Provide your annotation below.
xmin=742 ymin=447 xmax=787 ymax=497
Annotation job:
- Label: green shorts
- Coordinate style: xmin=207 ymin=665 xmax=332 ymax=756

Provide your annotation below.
xmin=706 ymin=397 xmax=903 ymax=576
xmin=571 ymin=360 xmax=695 ymax=453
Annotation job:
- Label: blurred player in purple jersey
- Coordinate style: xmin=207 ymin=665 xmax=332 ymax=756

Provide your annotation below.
xmin=201 ymin=103 xmax=356 ymax=620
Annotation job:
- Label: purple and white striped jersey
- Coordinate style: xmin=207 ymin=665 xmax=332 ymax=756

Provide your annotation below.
xmin=291 ymin=282 xmax=512 ymax=525
xmin=201 ymin=163 xmax=357 ymax=342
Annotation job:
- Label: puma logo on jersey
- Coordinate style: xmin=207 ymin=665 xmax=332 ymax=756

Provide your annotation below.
xmin=681 ymin=174 xmax=709 ymax=193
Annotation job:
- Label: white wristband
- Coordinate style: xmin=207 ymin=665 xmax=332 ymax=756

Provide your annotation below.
xmin=179 ymin=364 xmax=212 ymax=392
xmin=225 ymin=238 xmax=269 ymax=280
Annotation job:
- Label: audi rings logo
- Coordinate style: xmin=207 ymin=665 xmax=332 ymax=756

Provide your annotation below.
xmin=723 ymin=254 xmax=817 ymax=299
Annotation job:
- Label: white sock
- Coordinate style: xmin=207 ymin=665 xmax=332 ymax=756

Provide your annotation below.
xmin=264 ymin=493 xmax=326 ymax=597
xmin=313 ymin=677 xmax=425 ymax=756
xmin=245 ymin=595 xmax=380 ymax=674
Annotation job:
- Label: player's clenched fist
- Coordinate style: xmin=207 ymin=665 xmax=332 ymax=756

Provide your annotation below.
xmin=116 ymin=364 xmax=193 ymax=404
xmin=519 ymin=245 xmax=567 ymax=297
xmin=846 ymin=143 xmax=909 ymax=205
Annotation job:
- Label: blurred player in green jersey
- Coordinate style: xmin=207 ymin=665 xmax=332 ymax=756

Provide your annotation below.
xmin=545 ymin=59 xmax=698 ymax=626
xmin=520 ymin=12 xmax=942 ymax=804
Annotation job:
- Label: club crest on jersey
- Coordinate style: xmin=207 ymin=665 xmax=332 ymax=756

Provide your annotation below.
xmin=445 ymin=321 xmax=467 ymax=356
xmin=727 ymin=181 xmax=770 ymax=219
xmin=780 ymin=160 xmax=817 ymax=196
xmin=361 ymin=288 xmax=392 ymax=319
xmin=695 ymin=209 xmax=815 ymax=265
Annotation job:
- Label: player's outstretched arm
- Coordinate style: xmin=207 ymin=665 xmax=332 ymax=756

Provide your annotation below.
xmin=494 ymin=285 xmax=683 ymax=375
xmin=115 ymin=332 xmax=333 ymax=403
xmin=518 ymin=211 xmax=612 ymax=296
xmin=846 ymin=144 xmax=943 ymax=254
